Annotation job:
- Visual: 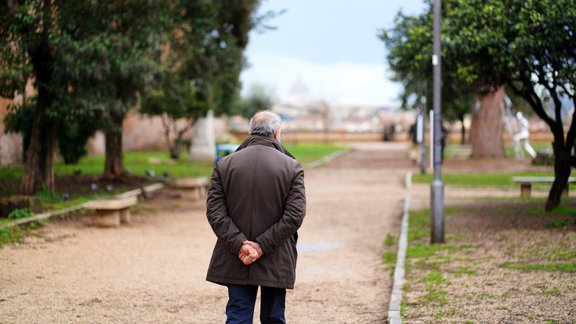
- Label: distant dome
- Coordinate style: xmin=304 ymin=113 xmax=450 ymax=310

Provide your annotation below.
xmin=288 ymin=76 xmax=310 ymax=97
xmin=285 ymin=76 xmax=312 ymax=106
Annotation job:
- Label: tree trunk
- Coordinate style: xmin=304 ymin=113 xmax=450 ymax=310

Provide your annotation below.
xmin=103 ymin=121 xmax=124 ymax=180
xmin=20 ymin=108 xmax=57 ymax=194
xmin=459 ymin=114 xmax=466 ymax=145
xmin=39 ymin=119 xmax=57 ymax=191
xmin=21 ymin=39 xmax=56 ymax=195
xmin=469 ymin=87 xmax=505 ymax=158
xmin=20 ymin=108 xmax=45 ymax=194
xmin=546 ymin=140 xmax=571 ymax=211
xmin=170 ymin=137 xmax=183 ymax=160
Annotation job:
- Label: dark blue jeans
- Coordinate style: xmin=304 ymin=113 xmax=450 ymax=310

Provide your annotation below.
xmin=226 ymin=284 xmax=286 ymax=324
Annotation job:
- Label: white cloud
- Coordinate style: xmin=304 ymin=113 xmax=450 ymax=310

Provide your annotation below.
xmin=240 ymin=54 xmax=402 ymax=108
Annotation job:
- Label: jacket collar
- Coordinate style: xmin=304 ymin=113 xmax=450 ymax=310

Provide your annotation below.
xmin=236 ymin=135 xmax=295 ymax=159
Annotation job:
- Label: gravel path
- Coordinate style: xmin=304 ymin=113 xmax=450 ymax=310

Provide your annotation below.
xmin=0 ymin=142 xmax=410 ymax=323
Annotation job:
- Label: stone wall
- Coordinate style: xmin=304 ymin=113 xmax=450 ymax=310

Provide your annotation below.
xmin=87 ymin=111 xmax=235 ymax=156
xmin=0 ymin=98 xmax=23 ymax=166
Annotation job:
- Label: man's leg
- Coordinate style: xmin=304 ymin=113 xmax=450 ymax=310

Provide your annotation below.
xmin=523 ymin=140 xmax=537 ymax=158
xmin=260 ymin=286 xmax=286 ymax=324
xmin=513 ymin=135 xmax=523 ymax=159
xmin=226 ymin=285 xmax=258 ymax=324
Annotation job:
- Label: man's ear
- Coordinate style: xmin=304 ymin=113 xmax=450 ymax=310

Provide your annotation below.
xmin=274 ymin=128 xmax=281 ymax=141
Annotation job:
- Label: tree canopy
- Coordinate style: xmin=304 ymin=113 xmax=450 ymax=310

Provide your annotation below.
xmin=381 ymin=0 xmax=576 ymax=209
xmin=379 ymin=2 xmax=473 ymax=144
xmin=443 ymin=0 xmax=576 ymax=210
xmin=1 ymin=0 xmax=261 ymax=193
xmin=140 ymin=0 xmax=259 ymax=159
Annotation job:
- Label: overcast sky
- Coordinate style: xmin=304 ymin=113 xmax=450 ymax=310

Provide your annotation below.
xmin=240 ymin=0 xmax=426 ymax=108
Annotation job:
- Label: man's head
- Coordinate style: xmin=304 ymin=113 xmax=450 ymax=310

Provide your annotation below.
xmin=249 ymin=111 xmax=282 ymax=140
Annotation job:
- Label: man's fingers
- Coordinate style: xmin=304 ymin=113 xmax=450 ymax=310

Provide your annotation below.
xmin=239 ymin=244 xmax=255 ymax=256
xmin=238 ymin=241 xmax=263 ymax=265
xmin=240 ymin=255 xmax=254 ymax=265
xmin=245 ymin=241 xmax=263 ymax=257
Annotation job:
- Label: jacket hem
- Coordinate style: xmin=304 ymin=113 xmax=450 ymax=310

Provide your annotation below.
xmin=206 ymin=275 xmax=294 ymax=289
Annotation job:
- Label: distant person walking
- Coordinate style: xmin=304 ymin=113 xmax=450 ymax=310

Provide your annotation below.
xmin=206 ymin=111 xmax=307 ymax=323
xmin=513 ymin=112 xmax=536 ymax=159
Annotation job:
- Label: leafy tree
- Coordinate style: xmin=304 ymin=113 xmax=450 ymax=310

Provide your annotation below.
xmin=56 ymin=1 xmax=167 ymax=179
xmin=380 ymin=2 xmax=499 ymax=151
xmin=2 ymin=0 xmax=261 ymax=191
xmin=1 ymin=1 xmax=167 ymax=192
xmin=1 ymin=1 xmax=61 ymax=194
xmin=443 ymin=0 xmax=576 ymax=210
xmin=140 ymin=0 xmax=260 ymax=159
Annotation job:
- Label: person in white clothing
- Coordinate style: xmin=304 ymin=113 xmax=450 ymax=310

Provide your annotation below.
xmin=513 ymin=112 xmax=536 ymax=159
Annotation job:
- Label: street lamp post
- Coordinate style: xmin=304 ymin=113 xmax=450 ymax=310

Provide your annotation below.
xmin=420 ymin=82 xmax=427 ymax=175
xmin=431 ymin=0 xmax=445 ymax=243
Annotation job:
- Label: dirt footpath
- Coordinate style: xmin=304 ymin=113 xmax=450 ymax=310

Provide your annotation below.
xmin=0 ymin=142 xmax=411 ymax=324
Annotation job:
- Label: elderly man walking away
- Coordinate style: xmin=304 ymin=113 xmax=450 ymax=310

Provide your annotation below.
xmin=206 ymin=110 xmax=307 ymax=323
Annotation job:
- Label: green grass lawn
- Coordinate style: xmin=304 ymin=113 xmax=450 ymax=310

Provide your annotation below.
xmin=412 ymin=171 xmax=561 ymax=189
xmin=55 ymin=151 xmax=215 ymax=178
xmin=415 ymin=142 xmax=558 ymax=190
xmin=284 ymin=142 xmax=346 ymax=163
xmin=504 ymin=142 xmax=552 ymax=158
xmin=444 ymin=142 xmax=553 ymax=159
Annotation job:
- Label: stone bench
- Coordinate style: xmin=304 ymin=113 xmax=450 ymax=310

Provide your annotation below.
xmin=511 ymin=176 xmax=576 ymax=197
xmin=168 ymin=177 xmax=210 ymax=200
xmin=85 ymin=196 xmax=138 ymax=227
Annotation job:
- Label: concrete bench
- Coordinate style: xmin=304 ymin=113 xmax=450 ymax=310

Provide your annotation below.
xmin=168 ymin=177 xmax=210 ymax=200
xmin=85 ymin=196 xmax=138 ymax=227
xmin=511 ymin=176 xmax=576 ymax=197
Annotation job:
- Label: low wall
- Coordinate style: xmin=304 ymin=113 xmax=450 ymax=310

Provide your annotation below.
xmin=0 ymin=98 xmax=23 ymax=165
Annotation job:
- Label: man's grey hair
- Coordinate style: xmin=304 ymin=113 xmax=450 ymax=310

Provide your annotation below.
xmin=249 ymin=111 xmax=281 ymax=136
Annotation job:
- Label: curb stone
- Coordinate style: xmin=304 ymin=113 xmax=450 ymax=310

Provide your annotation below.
xmin=388 ymin=172 xmax=411 ymax=323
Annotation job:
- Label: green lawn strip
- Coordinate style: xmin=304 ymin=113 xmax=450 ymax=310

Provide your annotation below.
xmin=2 ymin=143 xmax=346 ymax=196
xmin=412 ymin=171 xmax=559 ymax=189
xmin=55 ymin=151 xmax=215 ymax=178
xmin=0 ymin=226 xmax=23 ymax=248
xmin=504 ymin=143 xmax=552 ymax=158
xmin=403 ymin=207 xmax=471 ymax=316
xmin=0 ymin=218 xmax=15 ymax=226
xmin=5 ymin=143 xmax=346 ymax=181
xmin=547 ymin=246 xmax=576 ymax=261
xmin=39 ymin=192 xmax=113 ymax=212
xmin=283 ymin=143 xmax=347 ymax=163
xmin=443 ymin=143 xmax=552 ymax=160
xmin=381 ymin=233 xmax=398 ymax=276
xmin=502 ymin=262 xmax=576 ymax=273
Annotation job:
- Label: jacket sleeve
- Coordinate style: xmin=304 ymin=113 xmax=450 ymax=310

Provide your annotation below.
xmin=206 ymin=165 xmax=247 ymax=255
xmin=256 ymin=167 xmax=306 ymax=255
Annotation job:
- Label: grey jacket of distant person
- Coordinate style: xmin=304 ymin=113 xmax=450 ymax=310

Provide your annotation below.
xmin=206 ymin=135 xmax=306 ymax=289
